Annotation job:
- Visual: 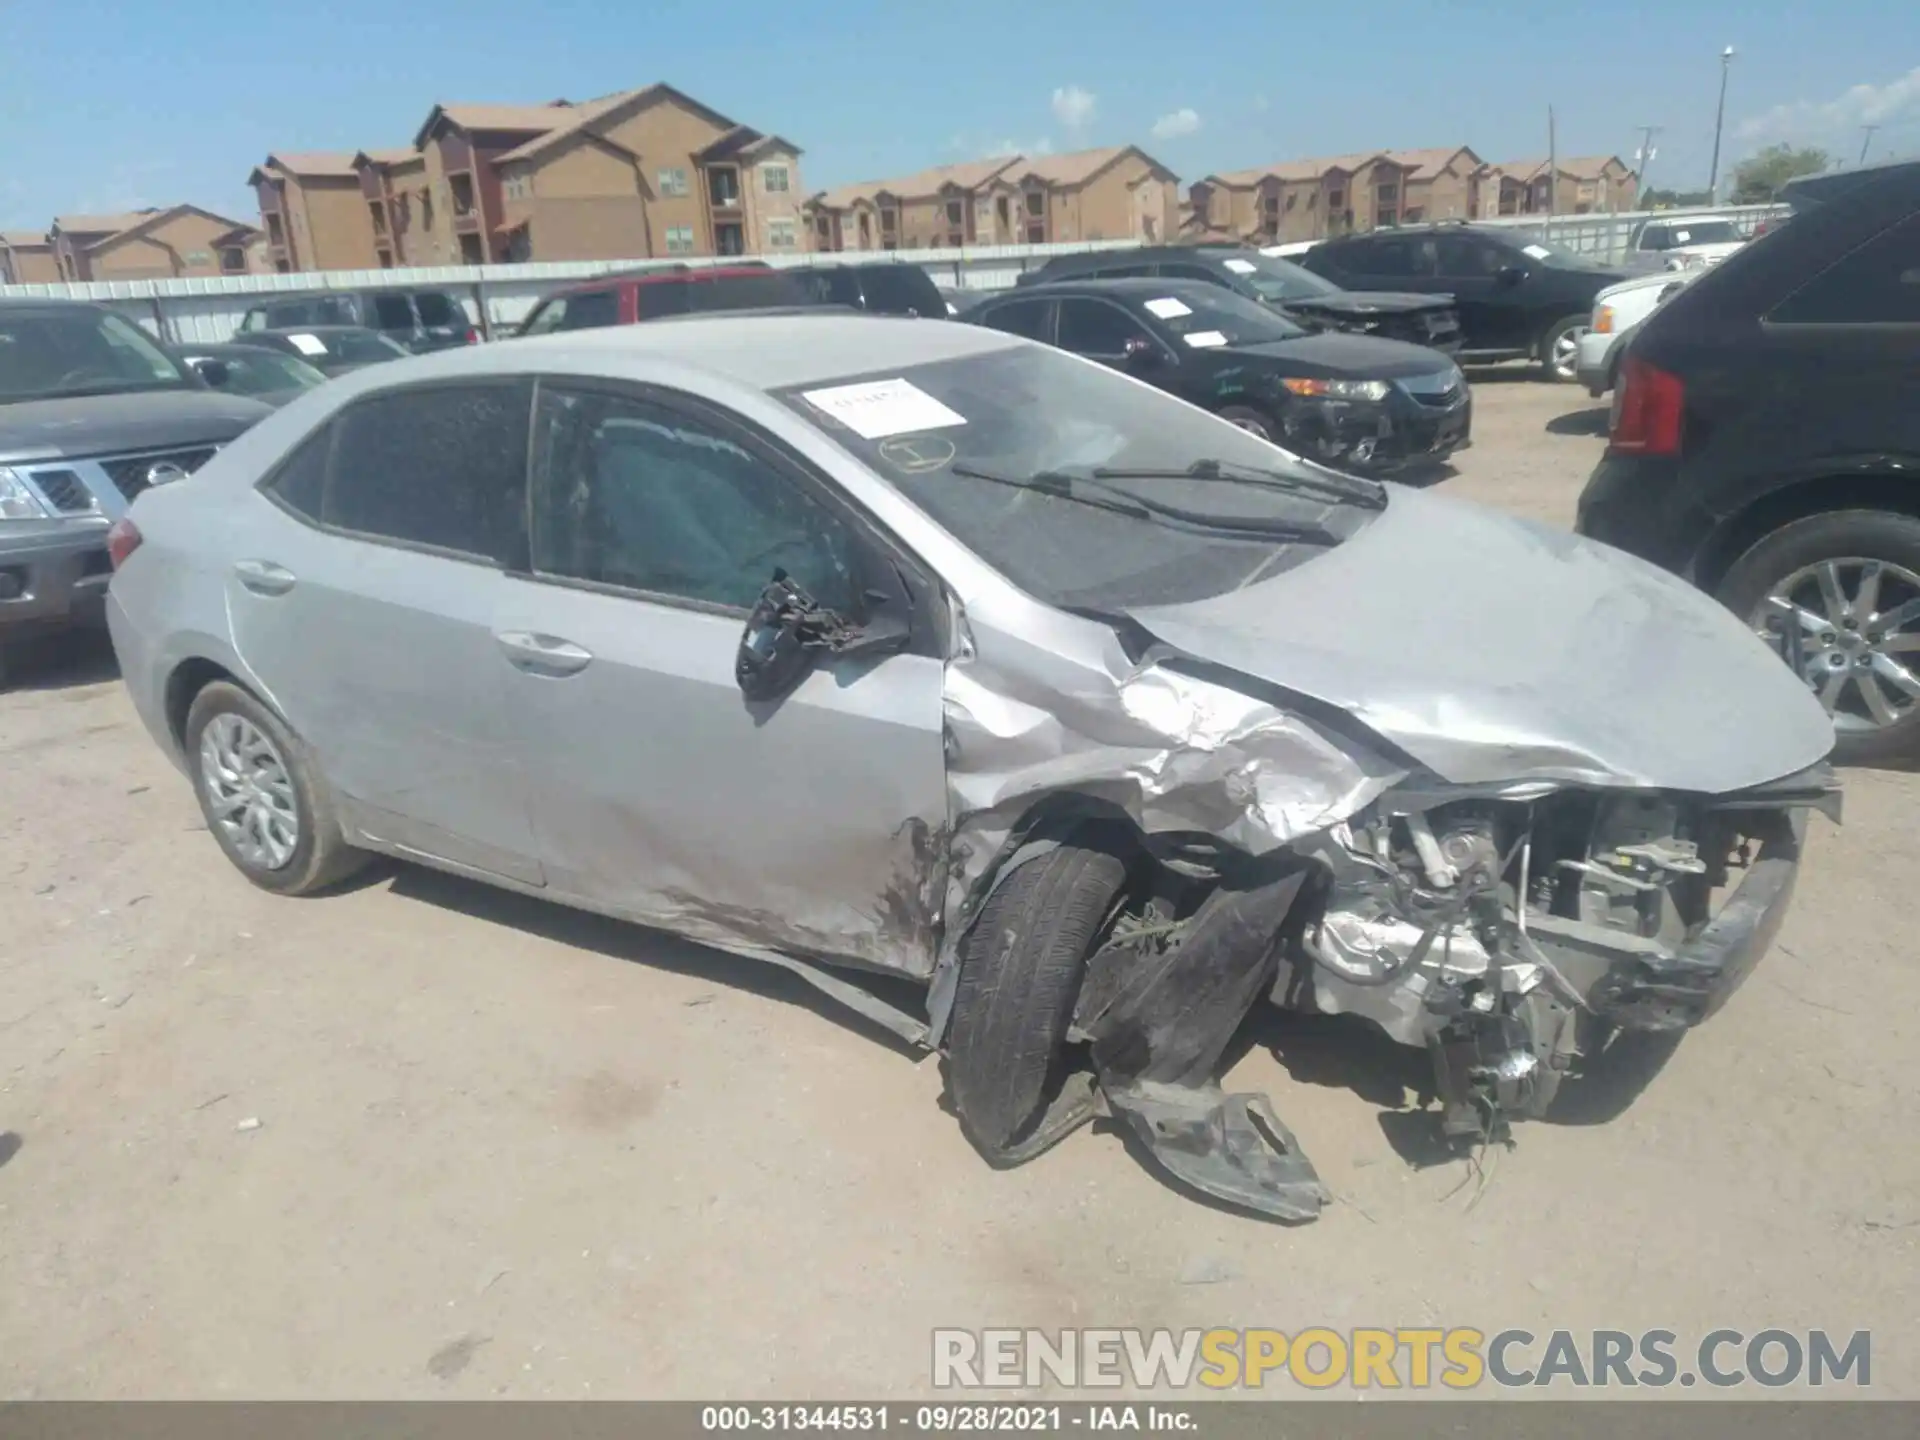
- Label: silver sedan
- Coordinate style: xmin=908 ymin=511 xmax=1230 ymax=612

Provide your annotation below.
xmin=105 ymin=314 xmax=1837 ymax=1220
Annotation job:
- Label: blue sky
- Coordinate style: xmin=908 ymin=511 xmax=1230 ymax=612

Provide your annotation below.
xmin=3 ymin=0 xmax=1917 ymax=230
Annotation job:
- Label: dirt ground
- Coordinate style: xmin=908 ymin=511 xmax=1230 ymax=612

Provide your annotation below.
xmin=2 ymin=377 xmax=1915 ymax=1400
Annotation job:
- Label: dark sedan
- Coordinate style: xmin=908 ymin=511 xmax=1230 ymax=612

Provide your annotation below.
xmin=224 ymin=326 xmax=411 ymax=378
xmin=967 ymin=279 xmax=1470 ymax=475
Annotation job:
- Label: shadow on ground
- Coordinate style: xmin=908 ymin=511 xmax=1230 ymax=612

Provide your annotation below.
xmin=377 ymin=861 xmax=930 ymax=1060
xmin=1546 ymin=406 xmax=1610 ymax=437
xmin=0 ymin=630 xmax=119 ymax=693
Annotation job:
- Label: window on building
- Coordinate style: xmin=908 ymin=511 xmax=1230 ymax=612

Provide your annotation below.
xmin=294 ymin=382 xmax=531 ymax=560
xmin=997 ymin=196 xmax=1011 ymax=230
xmin=1025 ymin=191 xmax=1045 ymax=217
xmin=658 ymin=167 xmax=689 ymax=197
xmin=1327 ymin=189 xmax=1345 ymax=209
xmin=761 ymin=163 xmax=791 ymax=193
xmin=664 ymin=226 xmax=695 ymax=255
xmin=767 ymin=219 xmax=798 ymax=249
xmin=1376 ymin=208 xmax=1398 ymax=228
xmin=716 ymin=223 xmax=745 ymax=256
xmin=420 ymin=187 xmax=435 ymax=230
xmin=946 ymin=232 xmax=963 ymax=248
xmin=221 ymin=247 xmax=247 ymax=273
xmin=708 ymin=167 xmax=740 ymax=207
xmin=1025 ymin=221 xmax=1045 ymax=244
xmin=1375 ymin=182 xmax=1400 ymax=205
xmin=880 ymin=208 xmax=898 ymax=234
xmin=528 ymin=386 xmax=860 ymax=613
xmin=946 ymin=200 xmax=964 ymax=226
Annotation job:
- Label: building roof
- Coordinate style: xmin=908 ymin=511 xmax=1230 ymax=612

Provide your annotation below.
xmin=1494 ymin=155 xmax=1627 ymax=180
xmin=357 ymin=148 xmax=416 ymax=167
xmin=83 ymin=204 xmax=257 ymax=252
xmin=52 ymin=210 xmax=160 ymax=236
xmin=413 ymin=100 xmax=576 ymax=148
xmin=1006 ymin=145 xmax=1139 ymax=187
xmin=695 ymin=126 xmax=803 ymax=163
xmin=494 ymin=83 xmax=741 ymax=165
xmin=1384 ymin=146 xmax=1480 ymax=180
xmin=262 ymin=151 xmax=365 ymax=178
xmin=812 ymin=155 xmax=1023 ymax=209
xmin=1202 ymin=151 xmax=1391 ymax=188
xmin=1 ymin=231 xmax=51 ymax=248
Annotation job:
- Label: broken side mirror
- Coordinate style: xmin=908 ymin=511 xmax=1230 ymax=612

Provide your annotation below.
xmin=1495 ymin=265 xmax=1528 ymax=287
xmin=734 ymin=568 xmax=911 ymax=704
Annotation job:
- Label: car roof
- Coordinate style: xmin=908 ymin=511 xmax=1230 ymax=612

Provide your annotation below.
xmin=330 ymin=312 xmax=1018 ymax=393
xmin=1783 ymin=156 xmax=1920 ymax=210
xmin=242 ymin=324 xmax=383 ymax=337
xmin=246 ymin=286 xmax=451 ymax=303
xmin=999 ymin=277 xmax=1221 ymax=299
xmin=554 ymin=265 xmax=779 ymax=294
xmin=0 ymin=297 xmax=113 ymax=315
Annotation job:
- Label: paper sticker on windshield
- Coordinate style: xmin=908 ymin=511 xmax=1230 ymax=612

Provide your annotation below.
xmin=1521 ymin=244 xmax=1552 ymax=260
xmin=1221 ymin=258 xmax=1257 ymax=274
xmin=1144 ymin=297 xmax=1193 ymax=318
xmin=1182 ymin=330 xmax=1229 ymax=348
xmin=801 ymin=378 xmax=966 ymax=440
xmin=285 ymin=332 xmax=328 ymax=356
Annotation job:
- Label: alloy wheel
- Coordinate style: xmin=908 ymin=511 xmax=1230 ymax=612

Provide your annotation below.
xmin=1752 ymin=557 xmax=1920 ymax=734
xmin=198 ymin=712 xmax=301 ymax=870
xmin=1549 ymin=326 xmax=1587 ymax=382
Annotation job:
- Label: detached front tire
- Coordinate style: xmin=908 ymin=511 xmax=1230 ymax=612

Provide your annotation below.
xmin=1716 ymin=508 xmax=1920 ymax=766
xmin=184 ymin=680 xmax=367 ymax=894
xmin=946 ymin=840 xmax=1128 ymax=1157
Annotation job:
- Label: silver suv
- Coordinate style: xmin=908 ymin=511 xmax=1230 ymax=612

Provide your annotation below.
xmin=0 ymin=299 xmax=269 ymax=686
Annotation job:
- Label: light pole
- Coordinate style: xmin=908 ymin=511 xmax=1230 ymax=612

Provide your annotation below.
xmin=1708 ymin=45 xmax=1736 ymax=204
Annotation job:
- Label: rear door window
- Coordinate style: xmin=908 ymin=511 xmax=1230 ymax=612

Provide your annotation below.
xmin=1769 ymin=211 xmax=1920 ymax=325
xmin=856 ymin=265 xmax=944 ymax=315
xmin=975 ymin=298 xmax=1051 ymax=340
xmin=1348 ymin=236 xmax=1432 ymax=278
xmin=1056 ymin=298 xmax=1152 ymax=358
xmin=414 ymin=293 xmax=461 ymax=327
xmin=557 ymin=288 xmax=621 ymax=330
xmin=371 ymin=294 xmax=415 ymax=332
xmin=318 ymin=381 xmax=533 ymax=560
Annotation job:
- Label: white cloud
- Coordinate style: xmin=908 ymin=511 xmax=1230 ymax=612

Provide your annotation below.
xmin=1151 ymin=107 xmax=1202 ymax=140
xmin=1735 ymin=65 xmax=1920 ymax=148
xmin=1051 ymin=85 xmax=1097 ymax=131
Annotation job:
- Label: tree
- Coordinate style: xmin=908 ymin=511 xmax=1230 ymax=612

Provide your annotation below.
xmin=1644 ymin=187 xmax=1713 ymax=208
xmin=1730 ymin=144 xmax=1830 ymax=204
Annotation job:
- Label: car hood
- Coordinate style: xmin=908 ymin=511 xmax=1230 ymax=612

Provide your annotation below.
xmin=1127 ymin=485 xmax=1834 ymax=793
xmin=1598 ymin=270 xmax=1691 ymax=303
xmin=0 ymin=390 xmax=271 ymax=464
xmin=1283 ymin=291 xmax=1452 ymax=317
xmin=1221 ymin=332 xmax=1457 ymax=380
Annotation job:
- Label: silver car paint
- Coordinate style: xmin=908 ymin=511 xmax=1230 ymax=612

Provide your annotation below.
xmin=110 ymin=315 xmax=1831 ymax=1001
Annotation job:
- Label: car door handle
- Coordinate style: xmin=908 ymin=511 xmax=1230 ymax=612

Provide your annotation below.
xmin=494 ymin=630 xmax=594 ymax=676
xmin=232 ymin=559 xmax=296 ymax=596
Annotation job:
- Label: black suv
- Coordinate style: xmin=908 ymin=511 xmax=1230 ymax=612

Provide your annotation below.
xmin=237 ymin=287 xmax=476 ymax=353
xmin=1577 ymin=157 xmax=1920 ymax=763
xmin=1017 ymin=245 xmax=1461 ymax=352
xmin=1300 ymin=224 xmax=1625 ymax=380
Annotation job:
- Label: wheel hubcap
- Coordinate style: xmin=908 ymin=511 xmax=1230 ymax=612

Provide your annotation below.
xmin=1551 ymin=327 xmax=1586 ymax=378
xmin=198 ymin=713 xmax=300 ymax=869
xmin=1751 ymin=557 xmax=1920 ymax=734
xmin=1229 ymin=416 xmax=1271 ymax=440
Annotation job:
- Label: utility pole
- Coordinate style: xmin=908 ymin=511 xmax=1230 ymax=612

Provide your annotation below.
xmin=1707 ymin=45 xmax=1736 ymax=204
xmin=1634 ymin=125 xmax=1663 ymax=205
xmin=1860 ymin=125 xmax=1881 ymax=164
xmin=1546 ymin=105 xmax=1558 ymax=241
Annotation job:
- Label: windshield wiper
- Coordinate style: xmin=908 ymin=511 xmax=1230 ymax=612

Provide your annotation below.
xmin=948 ymin=463 xmax=1340 ymax=544
xmin=1092 ymin=457 xmax=1389 ymax=512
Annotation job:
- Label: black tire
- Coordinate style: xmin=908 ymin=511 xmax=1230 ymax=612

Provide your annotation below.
xmin=184 ymin=680 xmax=367 ymax=895
xmin=1217 ymin=405 xmax=1277 ymax=441
xmin=1537 ymin=313 xmax=1588 ymax=383
xmin=1716 ymin=508 xmax=1920 ymax=766
xmin=946 ymin=841 xmax=1128 ymax=1157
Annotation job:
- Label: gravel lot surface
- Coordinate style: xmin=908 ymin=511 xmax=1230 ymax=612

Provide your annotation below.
xmin=2 ymin=376 xmax=1914 ymax=1399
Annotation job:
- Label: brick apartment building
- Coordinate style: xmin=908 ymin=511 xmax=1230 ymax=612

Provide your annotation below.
xmin=806 ymin=146 xmax=1179 ymax=252
xmin=1481 ymin=157 xmax=1638 ymax=217
xmin=250 ymin=83 xmax=805 ymax=272
xmin=35 ymin=207 xmax=258 ymax=282
xmin=1188 ymin=147 xmax=1485 ymax=245
xmin=0 ymin=232 xmax=60 ymax=284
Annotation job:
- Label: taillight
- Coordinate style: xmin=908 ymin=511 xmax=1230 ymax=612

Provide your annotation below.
xmin=1609 ymin=355 xmax=1685 ymax=457
xmin=465 ymin=327 xmax=480 ymax=344
xmin=106 ymin=517 xmax=143 ymax=570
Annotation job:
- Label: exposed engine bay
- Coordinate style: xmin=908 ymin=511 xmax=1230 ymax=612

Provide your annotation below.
xmin=1040 ymin=771 xmax=1833 ymax=1223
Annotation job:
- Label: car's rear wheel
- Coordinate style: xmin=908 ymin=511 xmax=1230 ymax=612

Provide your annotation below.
xmin=1716 ymin=509 xmax=1920 ymax=765
xmin=184 ymin=680 xmax=367 ymax=894
xmin=1538 ymin=314 xmax=1588 ymax=383
xmin=946 ymin=840 xmax=1129 ymax=1158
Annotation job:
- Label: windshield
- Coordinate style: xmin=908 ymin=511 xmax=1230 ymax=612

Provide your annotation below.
xmin=1659 ymin=220 xmax=1741 ymax=247
xmin=0 ymin=308 xmax=190 ymax=403
xmin=1209 ymin=252 xmax=1344 ymax=303
xmin=193 ymin=349 xmax=325 ymax=396
xmin=640 ymin=272 xmax=814 ymax=318
xmin=776 ymin=343 xmax=1378 ymax=610
xmin=1145 ymin=287 xmax=1308 ymax=345
xmin=1509 ymin=234 xmax=1606 ymax=269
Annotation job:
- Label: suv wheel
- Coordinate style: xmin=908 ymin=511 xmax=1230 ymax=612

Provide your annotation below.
xmin=184 ymin=680 xmax=368 ymax=893
xmin=1538 ymin=314 xmax=1588 ymax=383
xmin=1716 ymin=509 xmax=1920 ymax=764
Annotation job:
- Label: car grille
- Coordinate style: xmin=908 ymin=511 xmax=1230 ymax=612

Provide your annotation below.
xmin=1399 ymin=371 xmax=1467 ymax=409
xmin=30 ymin=468 xmax=95 ymax=514
xmin=98 ymin=446 xmax=219 ymax=502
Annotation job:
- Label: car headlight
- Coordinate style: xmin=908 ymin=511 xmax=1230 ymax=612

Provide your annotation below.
xmin=0 ymin=467 xmax=52 ymax=521
xmin=1282 ymin=377 xmax=1390 ymax=401
xmin=1593 ymin=304 xmax=1615 ymax=334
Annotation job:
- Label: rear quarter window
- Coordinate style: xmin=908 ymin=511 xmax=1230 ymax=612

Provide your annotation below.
xmin=1768 ymin=211 xmax=1920 ymax=325
xmin=856 ymin=265 xmax=944 ymax=315
xmin=414 ymin=293 xmax=462 ymax=326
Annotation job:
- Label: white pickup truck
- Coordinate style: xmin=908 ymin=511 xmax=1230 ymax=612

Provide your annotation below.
xmin=1621 ymin=214 xmax=1748 ymax=274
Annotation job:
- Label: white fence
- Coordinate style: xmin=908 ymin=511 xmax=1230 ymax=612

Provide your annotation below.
xmin=0 ymin=240 xmax=1142 ymax=346
xmin=1 ymin=208 xmax=1788 ymax=345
